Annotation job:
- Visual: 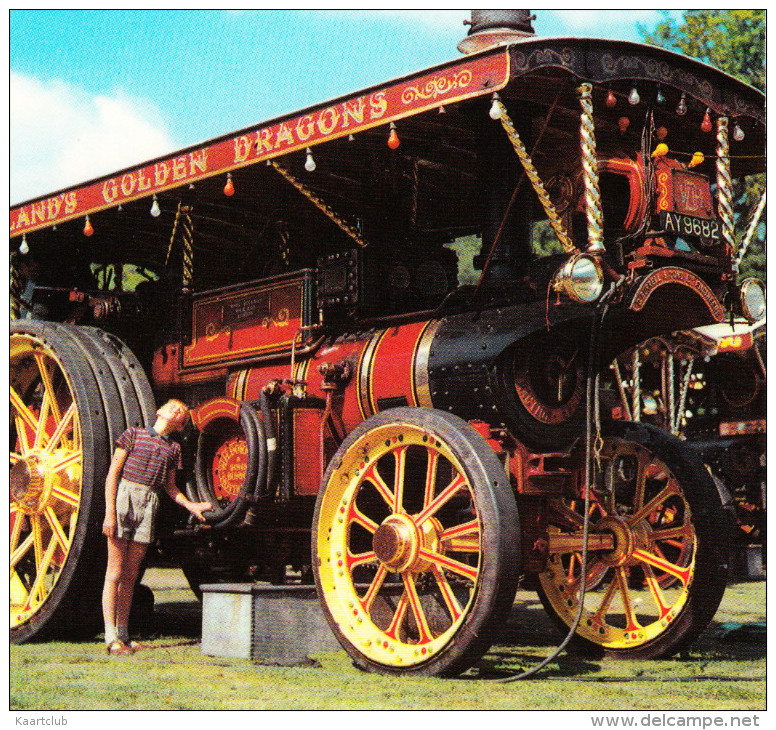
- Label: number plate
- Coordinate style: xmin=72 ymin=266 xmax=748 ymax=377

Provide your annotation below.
xmin=660 ymin=211 xmax=720 ymax=246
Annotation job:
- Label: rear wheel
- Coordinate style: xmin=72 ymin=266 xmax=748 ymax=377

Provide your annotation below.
xmin=10 ymin=322 xmax=154 ymax=642
xmin=313 ymin=407 xmax=520 ymax=676
xmin=537 ymin=421 xmax=729 ymax=659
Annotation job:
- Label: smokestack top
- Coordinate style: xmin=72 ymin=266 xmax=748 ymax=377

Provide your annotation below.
xmin=458 ymin=10 xmax=536 ymax=55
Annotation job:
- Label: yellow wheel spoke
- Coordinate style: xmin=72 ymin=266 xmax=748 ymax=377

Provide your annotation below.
xmin=362 ymin=463 xmax=395 ymax=509
xmin=440 ymin=519 xmax=480 ymax=552
xmin=10 ymin=533 xmax=35 ymax=569
xmin=14 ymin=414 xmax=31 ymax=456
xmin=417 ymin=547 xmax=478 ymax=582
xmin=43 ymin=402 xmax=77 ymax=455
xmin=415 ymin=473 xmax=467 ymax=525
xmin=10 ymin=386 xmax=39 ymax=440
xmin=33 ymin=352 xmax=62 ymax=424
xmin=50 ymin=484 xmax=80 ymax=509
xmin=10 ymin=451 xmax=23 ymax=465
xmin=632 ymin=451 xmax=651 ymax=512
xmin=349 ymin=505 xmax=378 ymax=533
xmin=385 ymin=590 xmax=410 ymax=640
xmin=26 ymin=537 xmax=58 ymax=609
xmin=44 ymin=506 xmax=71 ymax=551
xmin=347 ymin=550 xmax=378 ymax=570
xmin=360 ymin=564 xmax=388 ymax=613
xmin=651 ymin=523 xmax=692 ymax=542
xmin=10 ymin=508 xmax=24 ymax=555
xmin=33 ymin=389 xmax=52 ymax=450
xmin=632 ymin=548 xmax=692 ymax=586
xmin=423 ymin=449 xmax=439 ymax=508
xmin=402 ymin=573 xmax=433 ymax=644
xmin=629 ymin=480 xmax=680 ymax=524
xmin=432 ymin=565 xmax=463 ymax=622
xmin=50 ymin=451 xmax=82 ymax=474
xmin=614 ymin=568 xmax=642 ymax=632
xmin=591 ymin=577 xmax=620 ymax=624
xmin=642 ymin=564 xmax=673 ymax=619
xmin=32 ymin=515 xmax=44 ymax=569
xmin=392 ymin=445 xmax=408 ymax=514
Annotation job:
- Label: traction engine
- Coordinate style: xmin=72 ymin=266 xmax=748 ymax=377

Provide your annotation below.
xmin=10 ymin=11 xmax=766 ymax=676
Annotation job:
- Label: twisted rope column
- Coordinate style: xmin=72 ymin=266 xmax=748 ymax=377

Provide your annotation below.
xmin=493 ymin=99 xmax=576 ymax=254
xmin=735 ymin=187 xmax=766 ymax=273
xmin=631 ymin=349 xmax=641 ymax=422
xmin=181 ymin=205 xmax=194 ymax=292
xmin=715 ymin=117 xmax=735 ymax=258
xmin=578 ymin=83 xmax=605 ymax=254
xmin=271 ymin=161 xmax=369 ymax=248
xmin=674 ymin=356 xmax=694 ymax=437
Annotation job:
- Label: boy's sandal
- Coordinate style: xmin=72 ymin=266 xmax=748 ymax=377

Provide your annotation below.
xmin=106 ymin=640 xmax=134 ymax=656
xmin=128 ymin=640 xmax=150 ymax=652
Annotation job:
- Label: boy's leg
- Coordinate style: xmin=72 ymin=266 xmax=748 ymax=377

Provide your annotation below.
xmin=102 ymin=536 xmax=130 ymax=646
xmin=115 ymin=540 xmax=150 ymax=641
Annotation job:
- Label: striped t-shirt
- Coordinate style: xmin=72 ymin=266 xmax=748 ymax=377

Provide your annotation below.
xmin=116 ymin=427 xmax=182 ymax=491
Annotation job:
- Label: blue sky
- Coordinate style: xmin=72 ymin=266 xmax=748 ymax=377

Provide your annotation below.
xmin=9 ymin=9 xmax=684 ymax=205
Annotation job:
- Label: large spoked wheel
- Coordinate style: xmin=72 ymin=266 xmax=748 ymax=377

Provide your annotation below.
xmin=313 ymin=407 xmax=520 ymax=676
xmin=537 ymin=421 xmax=729 ymax=659
xmin=10 ymin=321 xmax=154 ymax=642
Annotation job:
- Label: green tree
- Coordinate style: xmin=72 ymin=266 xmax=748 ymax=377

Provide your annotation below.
xmin=641 ymin=11 xmax=766 ymax=282
xmin=640 ymin=10 xmax=764 ymax=91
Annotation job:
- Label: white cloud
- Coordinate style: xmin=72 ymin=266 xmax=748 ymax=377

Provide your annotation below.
xmin=10 ymin=72 xmax=176 ymax=205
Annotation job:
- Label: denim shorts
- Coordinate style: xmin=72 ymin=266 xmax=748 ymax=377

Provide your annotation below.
xmin=115 ymin=480 xmax=160 ymax=544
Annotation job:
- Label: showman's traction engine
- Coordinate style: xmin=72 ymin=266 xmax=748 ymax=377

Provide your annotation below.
xmin=10 ymin=10 xmax=765 ymax=676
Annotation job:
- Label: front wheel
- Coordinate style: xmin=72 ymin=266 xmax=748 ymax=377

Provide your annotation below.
xmin=313 ymin=407 xmax=520 ymax=676
xmin=537 ymin=421 xmax=729 ymax=659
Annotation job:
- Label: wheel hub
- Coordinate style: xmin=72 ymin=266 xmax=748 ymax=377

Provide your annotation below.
xmin=11 ymin=454 xmax=52 ymax=515
xmin=373 ymin=515 xmax=419 ymax=571
xmin=594 ymin=515 xmax=652 ymax=567
xmin=373 ymin=514 xmax=443 ymax=573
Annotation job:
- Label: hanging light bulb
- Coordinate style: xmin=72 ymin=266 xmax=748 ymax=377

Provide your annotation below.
xmin=387 ymin=122 xmax=400 ymax=149
xmin=223 ymin=173 xmax=235 ymax=196
xmin=688 ymin=151 xmax=705 ymax=169
xmin=656 ymin=126 xmax=668 ymax=141
xmin=19 ymin=234 xmax=29 ymax=255
xmin=655 ymin=85 xmax=665 ymax=105
xmin=676 ymin=93 xmax=687 ymax=116
xmin=733 ymin=122 xmax=745 ymax=141
xmin=438 ymin=105 xmax=446 ymax=114
xmin=651 ymin=143 xmax=669 ymax=159
xmin=618 ymin=116 xmax=630 ymax=134
xmin=605 ymin=89 xmax=617 ymax=108
xmin=150 ymin=194 xmax=161 ymax=217
xmin=348 ymin=134 xmax=355 ymax=142
xmin=701 ymin=108 xmax=712 ymax=133
xmin=83 ymin=215 xmax=94 ymax=236
xmin=489 ymin=93 xmax=502 ymax=120
xmin=304 ymin=147 xmax=316 ymax=172
xmin=628 ymin=86 xmax=640 ymax=105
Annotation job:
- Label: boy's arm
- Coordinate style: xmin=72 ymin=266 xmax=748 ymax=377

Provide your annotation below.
xmin=103 ymin=447 xmax=128 ymax=537
xmin=163 ymin=470 xmax=212 ymax=522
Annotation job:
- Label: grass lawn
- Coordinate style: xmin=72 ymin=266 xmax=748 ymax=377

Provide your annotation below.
xmin=10 ymin=570 xmax=765 ymax=711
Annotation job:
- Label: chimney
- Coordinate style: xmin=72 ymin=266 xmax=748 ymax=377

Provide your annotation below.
xmin=458 ymin=10 xmax=536 ymax=54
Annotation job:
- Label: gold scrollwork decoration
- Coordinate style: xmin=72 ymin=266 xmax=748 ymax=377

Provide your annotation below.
xmin=401 ymin=69 xmax=473 ymax=104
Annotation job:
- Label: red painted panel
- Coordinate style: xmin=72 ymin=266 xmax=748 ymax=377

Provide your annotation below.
xmin=368 ymin=320 xmax=429 ymax=414
xmin=293 ymin=409 xmax=324 ymax=495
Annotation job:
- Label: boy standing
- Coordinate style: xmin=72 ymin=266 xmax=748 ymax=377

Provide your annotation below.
xmin=101 ymin=399 xmax=211 ymax=655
